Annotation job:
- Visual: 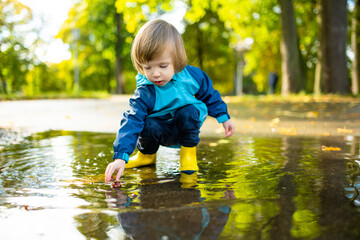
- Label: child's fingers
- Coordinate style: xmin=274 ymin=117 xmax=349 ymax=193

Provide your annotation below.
xmin=225 ymin=124 xmax=235 ymax=137
xmin=105 ymin=164 xmax=116 ymax=183
xmin=225 ymin=129 xmax=232 ymax=137
xmin=115 ymin=167 xmax=124 ymax=182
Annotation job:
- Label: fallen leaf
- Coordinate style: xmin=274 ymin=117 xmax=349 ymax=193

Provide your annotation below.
xmin=272 ymin=118 xmax=280 ymax=124
xmin=321 ymin=145 xmax=341 ymax=151
xmin=337 ymin=127 xmax=354 ymax=133
xmin=244 ymin=124 xmax=253 ymax=129
xmin=270 ymin=118 xmax=280 ymax=127
xmin=306 ymin=111 xmax=319 ymax=118
xmin=279 ymin=127 xmax=297 ymax=136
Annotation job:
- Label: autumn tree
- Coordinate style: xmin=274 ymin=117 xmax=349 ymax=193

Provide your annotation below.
xmin=58 ymin=0 xmax=133 ymax=93
xmin=185 ymin=0 xmax=282 ymax=93
xmin=352 ymin=0 xmax=360 ymax=95
xmin=0 ymin=0 xmax=33 ymax=94
xmin=182 ymin=11 xmax=235 ymax=93
xmin=278 ymin=0 xmax=304 ymax=95
xmin=115 ymin=13 xmax=125 ymax=94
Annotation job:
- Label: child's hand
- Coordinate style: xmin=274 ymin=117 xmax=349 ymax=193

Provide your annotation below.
xmin=222 ymin=119 xmax=235 ymax=137
xmin=105 ymin=159 xmax=126 ymax=184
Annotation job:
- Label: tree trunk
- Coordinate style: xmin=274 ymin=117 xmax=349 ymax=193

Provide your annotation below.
xmin=278 ymin=0 xmax=304 ymax=96
xmin=115 ymin=13 xmax=125 ymax=94
xmin=352 ymin=0 xmax=360 ymax=95
xmin=320 ymin=0 xmax=349 ymax=94
xmin=314 ymin=1 xmax=323 ymax=95
xmin=196 ymin=23 xmax=203 ymax=70
xmin=0 ymin=71 xmax=7 ymax=94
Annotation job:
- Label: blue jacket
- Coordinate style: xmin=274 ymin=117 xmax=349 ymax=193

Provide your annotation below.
xmin=113 ymin=65 xmax=230 ymax=162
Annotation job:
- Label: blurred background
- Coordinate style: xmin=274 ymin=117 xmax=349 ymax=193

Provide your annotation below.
xmin=0 ymin=0 xmax=357 ymax=98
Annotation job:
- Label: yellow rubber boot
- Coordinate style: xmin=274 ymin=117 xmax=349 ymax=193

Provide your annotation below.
xmin=180 ymin=172 xmax=198 ymax=188
xmin=125 ymin=151 xmax=156 ymax=169
xmin=179 ymin=146 xmax=199 ymax=172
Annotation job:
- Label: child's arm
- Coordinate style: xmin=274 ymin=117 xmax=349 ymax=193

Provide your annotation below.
xmin=187 ymin=66 xmax=235 ymax=135
xmin=105 ymin=85 xmax=155 ymax=183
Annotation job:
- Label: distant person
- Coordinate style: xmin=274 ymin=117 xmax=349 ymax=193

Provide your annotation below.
xmin=1 ymin=80 xmax=7 ymax=94
xmin=268 ymin=71 xmax=278 ymax=94
xmin=105 ymin=19 xmax=235 ymax=184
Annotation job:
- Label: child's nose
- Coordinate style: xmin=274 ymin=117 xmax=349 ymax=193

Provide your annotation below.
xmin=152 ymin=70 xmax=161 ymax=78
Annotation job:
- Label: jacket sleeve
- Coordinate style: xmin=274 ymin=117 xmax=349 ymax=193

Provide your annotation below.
xmin=113 ymin=85 xmax=155 ymax=162
xmin=188 ymin=66 xmax=230 ymax=123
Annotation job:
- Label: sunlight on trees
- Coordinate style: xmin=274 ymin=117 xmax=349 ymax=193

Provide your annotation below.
xmin=0 ymin=0 xmax=357 ymax=97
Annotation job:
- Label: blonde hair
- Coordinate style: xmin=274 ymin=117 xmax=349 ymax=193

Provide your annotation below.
xmin=131 ymin=19 xmax=187 ymax=74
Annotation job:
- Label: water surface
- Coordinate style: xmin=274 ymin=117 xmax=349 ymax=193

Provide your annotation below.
xmin=1 ymin=131 xmax=360 ymax=239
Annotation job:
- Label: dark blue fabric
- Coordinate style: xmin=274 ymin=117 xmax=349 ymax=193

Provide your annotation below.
xmin=137 ymin=104 xmax=201 ymax=154
xmin=186 ymin=65 xmax=230 ymax=120
xmin=113 ymin=85 xmax=155 ymax=161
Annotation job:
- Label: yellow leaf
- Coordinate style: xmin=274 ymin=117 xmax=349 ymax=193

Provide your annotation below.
xmin=244 ymin=124 xmax=253 ymax=129
xmin=279 ymin=127 xmax=297 ymax=136
xmin=272 ymin=117 xmax=280 ymax=124
xmin=321 ymin=145 xmax=341 ymax=151
xmin=270 ymin=117 xmax=280 ymax=127
xmin=337 ymin=127 xmax=354 ymax=133
xmin=306 ymin=111 xmax=319 ymax=118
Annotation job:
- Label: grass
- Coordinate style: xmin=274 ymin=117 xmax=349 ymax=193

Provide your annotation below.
xmin=0 ymin=91 xmax=110 ymax=101
xmin=1 ymin=91 xmax=359 ymax=103
xmin=223 ymin=93 xmax=360 ymax=104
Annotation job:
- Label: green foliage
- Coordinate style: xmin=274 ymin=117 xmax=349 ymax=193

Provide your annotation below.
xmin=115 ymin=0 xmax=173 ymax=33
xmin=0 ymin=0 xmax=353 ymax=97
xmin=183 ymin=11 xmax=235 ymax=94
xmin=184 ymin=0 xmax=320 ymax=94
xmin=57 ymin=0 xmax=127 ymax=93
xmin=0 ymin=0 xmax=33 ymax=94
xmin=185 ymin=0 xmax=282 ymax=93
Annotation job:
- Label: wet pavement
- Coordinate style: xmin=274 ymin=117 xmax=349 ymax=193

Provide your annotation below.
xmin=0 ymin=97 xmax=360 ymax=239
xmin=0 ymin=96 xmax=359 ymax=137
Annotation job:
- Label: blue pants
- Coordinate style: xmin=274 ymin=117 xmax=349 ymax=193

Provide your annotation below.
xmin=137 ymin=104 xmax=201 ymax=154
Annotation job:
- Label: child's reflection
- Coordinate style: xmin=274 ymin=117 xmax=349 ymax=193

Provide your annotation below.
xmin=106 ymin=172 xmax=234 ymax=239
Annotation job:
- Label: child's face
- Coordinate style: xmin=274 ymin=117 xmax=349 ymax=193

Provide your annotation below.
xmin=141 ymin=48 xmax=175 ymax=87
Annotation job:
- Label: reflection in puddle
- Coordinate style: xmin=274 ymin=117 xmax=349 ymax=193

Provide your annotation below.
xmin=1 ymin=131 xmax=360 ymax=239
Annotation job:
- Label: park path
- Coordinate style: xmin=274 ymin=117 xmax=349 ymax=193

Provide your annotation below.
xmin=0 ymin=96 xmax=359 ymax=138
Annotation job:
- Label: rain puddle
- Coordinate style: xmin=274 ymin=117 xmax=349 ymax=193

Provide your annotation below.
xmin=1 ymin=130 xmax=360 ymax=239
